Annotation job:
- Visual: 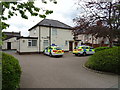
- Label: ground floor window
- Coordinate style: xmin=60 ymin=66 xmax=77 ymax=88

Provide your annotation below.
xmin=28 ymin=40 xmax=37 ymax=46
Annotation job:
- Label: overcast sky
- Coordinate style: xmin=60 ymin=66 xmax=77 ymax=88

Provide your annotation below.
xmin=3 ymin=0 xmax=79 ymax=36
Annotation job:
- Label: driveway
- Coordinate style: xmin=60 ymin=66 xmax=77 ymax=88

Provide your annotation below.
xmin=5 ymin=51 xmax=118 ymax=88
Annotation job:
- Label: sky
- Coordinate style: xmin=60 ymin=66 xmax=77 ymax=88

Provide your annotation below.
xmin=3 ymin=0 xmax=79 ymax=36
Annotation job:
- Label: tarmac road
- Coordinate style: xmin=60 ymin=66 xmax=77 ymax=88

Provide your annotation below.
xmin=5 ymin=51 xmax=118 ymax=88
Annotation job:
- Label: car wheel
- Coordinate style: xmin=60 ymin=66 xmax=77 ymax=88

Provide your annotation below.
xmin=75 ymin=54 xmax=78 ymax=56
xmin=83 ymin=52 xmax=86 ymax=56
xmin=78 ymin=53 xmax=81 ymax=56
xmin=50 ymin=53 xmax=52 ymax=57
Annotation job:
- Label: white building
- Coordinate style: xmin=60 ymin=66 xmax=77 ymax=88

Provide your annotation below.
xmin=2 ymin=36 xmax=18 ymax=50
xmin=76 ymin=34 xmax=109 ymax=47
xmin=2 ymin=19 xmax=81 ymax=54
xmin=2 ymin=32 xmax=21 ymax=50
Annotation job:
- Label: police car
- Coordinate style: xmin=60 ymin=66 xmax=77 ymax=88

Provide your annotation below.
xmin=43 ymin=45 xmax=64 ymax=57
xmin=73 ymin=45 xmax=95 ymax=56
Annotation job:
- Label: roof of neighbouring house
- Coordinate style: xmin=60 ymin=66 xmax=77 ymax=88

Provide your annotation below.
xmin=17 ymin=36 xmax=38 ymax=40
xmin=3 ymin=31 xmax=21 ymax=41
xmin=28 ymin=19 xmax=72 ymax=31
xmin=3 ymin=32 xmax=21 ymax=37
xmin=3 ymin=36 xmax=21 ymax=41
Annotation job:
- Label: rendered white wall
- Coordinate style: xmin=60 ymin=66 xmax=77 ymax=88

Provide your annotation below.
xmin=2 ymin=37 xmax=17 ymax=50
xmin=17 ymin=39 xmax=38 ymax=53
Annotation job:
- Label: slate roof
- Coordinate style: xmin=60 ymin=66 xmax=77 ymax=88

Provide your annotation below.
xmin=3 ymin=32 xmax=21 ymax=37
xmin=28 ymin=19 xmax=72 ymax=31
xmin=3 ymin=32 xmax=21 ymax=41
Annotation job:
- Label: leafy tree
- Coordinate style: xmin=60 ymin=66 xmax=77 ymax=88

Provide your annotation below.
xmin=0 ymin=0 xmax=57 ymax=30
xmin=73 ymin=1 xmax=120 ymax=47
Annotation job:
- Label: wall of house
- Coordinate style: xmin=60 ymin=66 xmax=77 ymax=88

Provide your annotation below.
xmin=29 ymin=26 xmax=74 ymax=52
xmin=16 ymin=39 xmax=38 ymax=53
xmin=2 ymin=37 xmax=17 ymax=50
xmin=51 ymin=28 xmax=74 ymax=51
xmin=29 ymin=26 xmax=39 ymax=37
xmin=39 ymin=26 xmax=74 ymax=51
xmin=78 ymin=34 xmax=100 ymax=44
xmin=40 ymin=26 xmax=49 ymax=51
xmin=77 ymin=34 xmax=110 ymax=47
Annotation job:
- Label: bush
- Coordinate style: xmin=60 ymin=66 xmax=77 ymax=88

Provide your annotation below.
xmin=95 ymin=47 xmax=110 ymax=52
xmin=2 ymin=53 xmax=21 ymax=90
xmin=85 ymin=47 xmax=120 ymax=74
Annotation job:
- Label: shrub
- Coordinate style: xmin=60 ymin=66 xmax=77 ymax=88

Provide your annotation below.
xmin=85 ymin=47 xmax=120 ymax=74
xmin=2 ymin=53 xmax=21 ymax=90
xmin=95 ymin=47 xmax=110 ymax=52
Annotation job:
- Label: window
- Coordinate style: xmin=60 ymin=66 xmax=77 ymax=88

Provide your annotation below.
xmin=65 ymin=41 xmax=68 ymax=46
xmin=54 ymin=47 xmax=62 ymax=50
xmin=34 ymin=29 xmax=37 ymax=34
xmin=82 ymin=47 xmax=89 ymax=49
xmin=32 ymin=40 xmax=37 ymax=46
xmin=52 ymin=28 xmax=57 ymax=35
xmin=28 ymin=40 xmax=32 ymax=46
xmin=28 ymin=40 xmax=37 ymax=46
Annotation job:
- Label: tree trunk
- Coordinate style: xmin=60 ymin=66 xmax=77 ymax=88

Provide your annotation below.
xmin=108 ymin=38 xmax=113 ymax=48
xmin=92 ymin=35 xmax=94 ymax=47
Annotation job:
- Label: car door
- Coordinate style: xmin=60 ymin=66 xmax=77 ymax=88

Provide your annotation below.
xmin=89 ymin=47 xmax=95 ymax=54
xmin=45 ymin=47 xmax=49 ymax=55
xmin=82 ymin=46 xmax=89 ymax=54
xmin=48 ymin=47 xmax=53 ymax=55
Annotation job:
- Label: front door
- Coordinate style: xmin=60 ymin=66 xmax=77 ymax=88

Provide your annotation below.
xmin=75 ymin=42 xmax=78 ymax=47
xmin=69 ymin=41 xmax=73 ymax=51
xmin=7 ymin=42 xmax=11 ymax=50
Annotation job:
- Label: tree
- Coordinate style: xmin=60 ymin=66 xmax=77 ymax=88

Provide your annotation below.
xmin=73 ymin=1 xmax=120 ymax=47
xmin=0 ymin=0 xmax=57 ymax=30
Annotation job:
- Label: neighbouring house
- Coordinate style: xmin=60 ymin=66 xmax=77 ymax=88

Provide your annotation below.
xmin=74 ymin=33 xmax=110 ymax=48
xmin=3 ymin=19 xmax=81 ymax=54
xmin=2 ymin=32 xmax=21 ymax=50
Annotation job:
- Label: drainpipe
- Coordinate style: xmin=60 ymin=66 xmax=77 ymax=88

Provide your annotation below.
xmin=39 ymin=26 xmax=41 ymax=53
xmin=49 ymin=24 xmax=51 ymax=46
xmin=19 ymin=39 xmax=20 ymax=54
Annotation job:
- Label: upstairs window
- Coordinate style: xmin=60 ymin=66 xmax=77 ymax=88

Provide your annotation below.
xmin=52 ymin=28 xmax=57 ymax=35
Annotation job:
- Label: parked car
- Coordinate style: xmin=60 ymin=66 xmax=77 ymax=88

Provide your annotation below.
xmin=73 ymin=45 xmax=95 ymax=56
xmin=43 ymin=45 xmax=64 ymax=57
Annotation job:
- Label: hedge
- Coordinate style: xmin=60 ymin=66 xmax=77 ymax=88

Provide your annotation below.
xmin=85 ymin=47 xmax=120 ymax=74
xmin=2 ymin=53 xmax=21 ymax=90
xmin=95 ymin=47 xmax=110 ymax=52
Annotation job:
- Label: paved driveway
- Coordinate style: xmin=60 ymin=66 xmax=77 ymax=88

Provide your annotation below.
xmin=5 ymin=51 xmax=118 ymax=88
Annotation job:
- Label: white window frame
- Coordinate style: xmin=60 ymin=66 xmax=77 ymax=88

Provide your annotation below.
xmin=28 ymin=39 xmax=37 ymax=47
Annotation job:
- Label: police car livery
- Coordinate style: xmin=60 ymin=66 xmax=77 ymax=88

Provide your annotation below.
xmin=43 ymin=45 xmax=64 ymax=57
xmin=73 ymin=45 xmax=95 ymax=56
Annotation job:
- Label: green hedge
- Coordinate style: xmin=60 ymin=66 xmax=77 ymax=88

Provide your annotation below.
xmin=2 ymin=53 xmax=21 ymax=90
xmin=85 ymin=47 xmax=120 ymax=74
xmin=95 ymin=47 xmax=110 ymax=52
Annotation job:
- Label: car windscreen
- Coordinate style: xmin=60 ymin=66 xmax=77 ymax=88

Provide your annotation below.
xmin=74 ymin=47 xmax=78 ymax=49
xmin=82 ymin=47 xmax=90 ymax=49
xmin=54 ymin=47 xmax=62 ymax=50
